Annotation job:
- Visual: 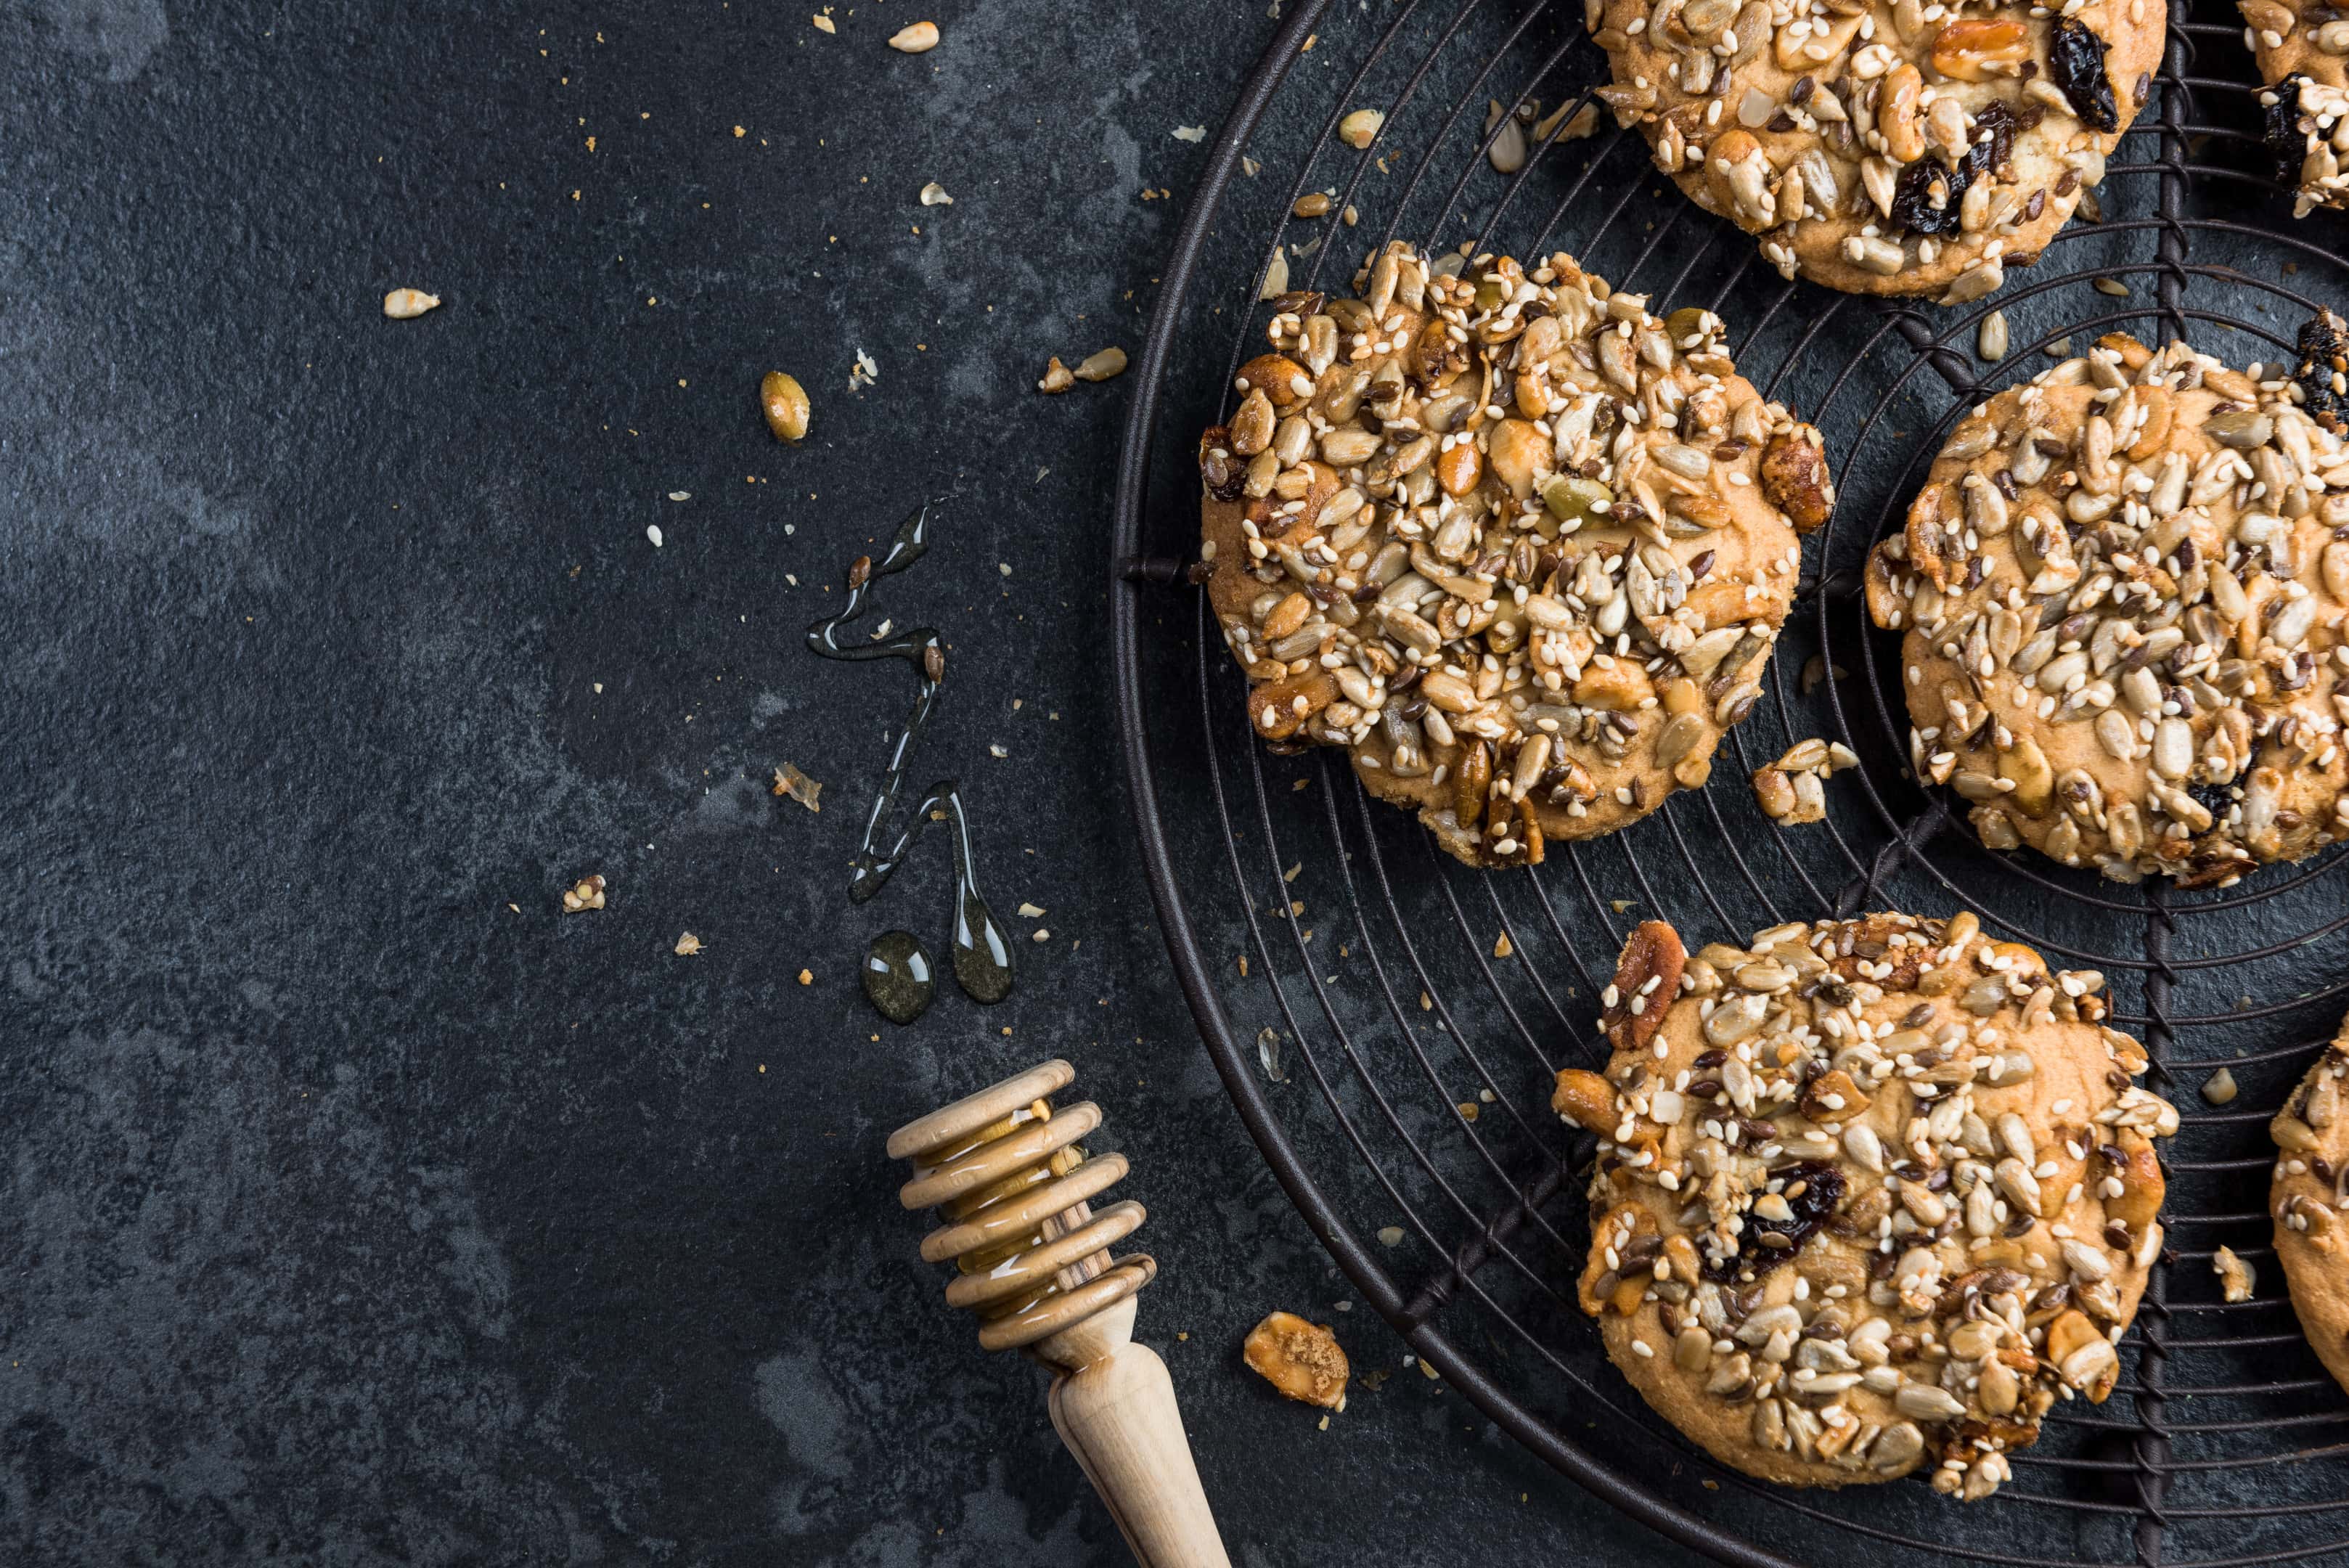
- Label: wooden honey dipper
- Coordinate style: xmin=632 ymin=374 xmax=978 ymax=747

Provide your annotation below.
xmin=888 ymin=1059 xmax=1232 ymax=1568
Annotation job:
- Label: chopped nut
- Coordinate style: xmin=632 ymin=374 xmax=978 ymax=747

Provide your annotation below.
xmin=2202 ymin=1066 xmax=2237 ymax=1105
xmin=811 ymin=12 xmax=835 ymax=33
xmin=918 ymin=181 xmax=953 ymax=205
xmin=1074 ymin=346 xmax=1128 ymax=382
xmin=774 ymin=762 xmax=823 ymax=812
xmin=1493 ymin=931 xmax=1513 ymax=959
xmin=761 ymin=372 xmax=811 ymax=442
xmin=2213 ymin=1244 xmax=2255 ymax=1303
xmin=1243 ymin=1311 xmax=1349 ymax=1410
xmin=1037 ymin=356 xmax=1076 ymax=394
xmin=383 ymin=288 xmax=441 ymax=319
xmin=674 ymin=932 xmax=703 ymax=956
xmin=887 ymin=20 xmax=939 ymax=52
xmin=560 ymin=874 xmax=607 ymax=912
xmin=1376 ymin=1225 xmax=1405 ymax=1246
xmin=797 ymin=968 xmax=813 ymax=985
xmin=1337 ymin=109 xmax=1384 ymax=149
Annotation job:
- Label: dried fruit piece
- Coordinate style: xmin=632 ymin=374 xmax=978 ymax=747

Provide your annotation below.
xmin=1602 ymin=920 xmax=1686 ymax=1053
xmin=2294 ymin=308 xmax=2349 ymax=436
xmin=1890 ymin=102 xmax=2015 ymax=238
xmin=1702 ymin=1161 xmax=1844 ymax=1282
xmin=2265 ymin=74 xmax=2310 ymax=186
xmin=761 ymin=371 xmax=812 ymax=441
xmin=1243 ymin=1311 xmax=1349 ymax=1409
xmin=2051 ymin=19 xmax=2120 ymax=133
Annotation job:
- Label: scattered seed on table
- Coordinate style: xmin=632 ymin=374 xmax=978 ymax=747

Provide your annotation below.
xmin=761 ymin=372 xmax=810 ymax=441
xmin=1173 ymin=125 xmax=1206 ymax=142
xmin=383 ymin=288 xmax=440 ymax=319
xmin=2202 ymin=1067 xmax=2237 ymax=1104
xmin=1074 ymin=346 xmax=1127 ymax=381
xmin=919 ymin=181 xmax=952 ymax=205
xmin=1292 ymin=192 xmax=1331 ymax=219
xmin=812 ymin=13 xmax=835 ymax=33
xmin=1338 ymin=109 xmax=1383 ymax=148
xmin=2093 ymin=277 xmax=2130 ymax=297
xmin=888 ymin=20 xmax=938 ymax=51
xmin=646 ymin=524 xmax=663 ymax=547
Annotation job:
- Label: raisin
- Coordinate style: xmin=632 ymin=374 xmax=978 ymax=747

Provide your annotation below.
xmin=2266 ymin=74 xmax=2309 ymax=186
xmin=2293 ymin=307 xmax=2349 ymax=436
xmin=2051 ymin=19 xmax=2120 ymax=134
xmin=1702 ymin=1161 xmax=1846 ymax=1283
xmin=1198 ymin=425 xmax=1247 ymax=502
xmin=1890 ymin=102 xmax=2017 ymax=237
xmin=2186 ymin=778 xmax=2238 ymax=822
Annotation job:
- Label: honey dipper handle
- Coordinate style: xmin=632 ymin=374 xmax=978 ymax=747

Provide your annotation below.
xmin=1046 ymin=1341 xmax=1232 ymax=1568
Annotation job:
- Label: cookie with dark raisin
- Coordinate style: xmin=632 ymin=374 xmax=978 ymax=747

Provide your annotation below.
xmin=2241 ymin=0 xmax=2349 ymax=214
xmin=1556 ymin=913 xmax=2175 ymax=1496
xmin=1585 ymin=0 xmax=2165 ymax=301
xmin=1863 ymin=332 xmax=2349 ymax=886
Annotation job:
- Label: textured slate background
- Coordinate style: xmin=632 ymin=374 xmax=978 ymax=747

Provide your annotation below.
xmin=0 ymin=2 xmax=1703 ymax=1564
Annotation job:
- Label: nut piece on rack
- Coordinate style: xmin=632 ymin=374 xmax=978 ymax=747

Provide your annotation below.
xmin=1197 ymin=242 xmax=1833 ymax=867
xmin=1752 ymin=738 xmax=1860 ymax=825
xmin=1243 ymin=1311 xmax=1349 ymax=1410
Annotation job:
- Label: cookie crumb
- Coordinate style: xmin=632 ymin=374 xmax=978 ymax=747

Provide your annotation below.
xmin=1243 ymin=1311 xmax=1349 ymax=1410
xmin=560 ymin=875 xmax=607 ymax=912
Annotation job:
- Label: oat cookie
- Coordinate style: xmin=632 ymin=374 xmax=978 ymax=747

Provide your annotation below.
xmin=2270 ymin=1008 xmax=2349 ymax=1395
xmin=1586 ymin=0 xmax=2162 ymax=301
xmin=1554 ymin=913 xmax=2175 ymax=1496
xmin=2242 ymin=0 xmax=2349 ymax=214
xmin=1864 ymin=331 xmax=2349 ymax=886
xmin=1199 ymin=243 xmax=1834 ymax=868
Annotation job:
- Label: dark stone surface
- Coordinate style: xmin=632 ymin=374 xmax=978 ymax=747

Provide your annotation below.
xmin=0 ymin=4 xmax=1699 ymax=1564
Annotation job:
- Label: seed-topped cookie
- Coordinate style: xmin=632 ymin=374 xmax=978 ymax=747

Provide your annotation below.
xmin=1198 ymin=243 xmax=1834 ymax=868
xmin=1864 ymin=331 xmax=2349 ymax=886
xmin=1555 ymin=913 xmax=2175 ymax=1497
xmin=1585 ymin=0 xmax=2162 ymax=301
xmin=2270 ymin=1008 xmax=2349 ymax=1396
xmin=2243 ymin=0 xmax=2349 ymax=214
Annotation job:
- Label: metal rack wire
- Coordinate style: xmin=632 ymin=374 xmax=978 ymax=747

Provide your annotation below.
xmin=1109 ymin=1 xmax=2349 ymax=1561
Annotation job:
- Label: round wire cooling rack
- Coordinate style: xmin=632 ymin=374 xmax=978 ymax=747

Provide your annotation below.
xmin=1109 ymin=0 xmax=2349 ymax=1561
